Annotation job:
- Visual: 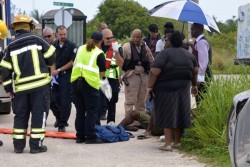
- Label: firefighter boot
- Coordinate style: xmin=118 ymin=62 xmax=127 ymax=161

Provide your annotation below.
xmin=30 ymin=145 xmax=47 ymax=154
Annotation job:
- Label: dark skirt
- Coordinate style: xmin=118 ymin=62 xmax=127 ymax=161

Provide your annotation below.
xmin=153 ymin=84 xmax=191 ymax=128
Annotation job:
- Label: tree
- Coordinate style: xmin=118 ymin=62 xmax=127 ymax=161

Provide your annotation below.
xmin=95 ymin=0 xmax=152 ymax=39
xmin=30 ymin=9 xmax=43 ymax=23
xmin=215 ymin=16 xmax=237 ymax=33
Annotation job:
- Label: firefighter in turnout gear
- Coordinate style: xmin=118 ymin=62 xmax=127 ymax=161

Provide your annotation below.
xmin=0 ymin=14 xmax=56 ymax=153
xmin=0 ymin=19 xmax=9 ymax=147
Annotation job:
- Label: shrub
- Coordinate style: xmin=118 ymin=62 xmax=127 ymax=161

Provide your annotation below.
xmin=183 ymin=73 xmax=250 ymax=166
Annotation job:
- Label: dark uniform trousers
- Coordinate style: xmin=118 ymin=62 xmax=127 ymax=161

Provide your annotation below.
xmin=12 ymin=85 xmax=50 ymax=150
xmin=195 ymin=65 xmax=212 ymax=105
xmin=98 ymin=78 xmax=120 ymax=124
xmin=51 ymin=72 xmax=72 ymax=127
xmin=72 ymin=78 xmax=100 ymax=140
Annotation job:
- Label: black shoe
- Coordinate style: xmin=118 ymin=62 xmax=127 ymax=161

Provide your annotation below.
xmin=0 ymin=140 xmax=3 ymax=146
xmin=125 ymin=126 xmax=139 ymax=132
xmin=54 ymin=120 xmax=59 ymax=128
xmin=85 ymin=138 xmax=104 ymax=144
xmin=76 ymin=138 xmax=85 ymax=143
xmin=30 ymin=145 xmax=47 ymax=154
xmin=14 ymin=148 xmax=23 ymax=154
xmin=58 ymin=126 xmax=66 ymax=132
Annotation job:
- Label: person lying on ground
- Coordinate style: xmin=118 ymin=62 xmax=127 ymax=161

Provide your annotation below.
xmin=118 ymin=110 xmax=163 ymax=137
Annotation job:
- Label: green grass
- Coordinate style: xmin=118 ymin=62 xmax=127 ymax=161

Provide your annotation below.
xmin=182 ymin=73 xmax=250 ymax=167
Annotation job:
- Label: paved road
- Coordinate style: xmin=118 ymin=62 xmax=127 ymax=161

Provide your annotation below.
xmin=0 ymin=87 xmax=204 ymax=167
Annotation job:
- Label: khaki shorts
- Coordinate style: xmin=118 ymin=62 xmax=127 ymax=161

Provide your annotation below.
xmin=138 ymin=113 xmax=163 ymax=136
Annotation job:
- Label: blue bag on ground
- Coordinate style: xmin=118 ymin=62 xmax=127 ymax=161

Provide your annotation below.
xmin=95 ymin=125 xmax=130 ymax=142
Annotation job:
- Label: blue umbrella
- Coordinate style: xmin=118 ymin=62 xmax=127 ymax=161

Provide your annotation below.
xmin=149 ymin=0 xmax=220 ymax=33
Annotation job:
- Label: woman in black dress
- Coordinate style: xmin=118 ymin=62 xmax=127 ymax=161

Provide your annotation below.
xmin=147 ymin=31 xmax=198 ymax=151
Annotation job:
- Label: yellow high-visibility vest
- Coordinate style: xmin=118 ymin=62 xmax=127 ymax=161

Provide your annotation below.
xmin=71 ymin=45 xmax=103 ymax=90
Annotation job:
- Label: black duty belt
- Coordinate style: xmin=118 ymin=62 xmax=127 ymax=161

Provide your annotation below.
xmin=110 ymin=65 xmax=118 ymax=68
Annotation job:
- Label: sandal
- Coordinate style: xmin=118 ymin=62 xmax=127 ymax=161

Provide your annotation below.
xmin=137 ymin=134 xmax=148 ymax=140
xmin=159 ymin=145 xmax=173 ymax=151
xmin=127 ymin=132 xmax=135 ymax=138
xmin=172 ymin=143 xmax=181 ymax=149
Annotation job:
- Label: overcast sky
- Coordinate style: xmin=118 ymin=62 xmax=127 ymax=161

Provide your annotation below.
xmin=10 ymin=0 xmax=250 ymax=22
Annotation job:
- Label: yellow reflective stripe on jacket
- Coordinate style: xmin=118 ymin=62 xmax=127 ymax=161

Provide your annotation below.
xmin=30 ymin=134 xmax=45 ymax=139
xmin=31 ymin=128 xmax=45 ymax=133
xmin=13 ymin=134 xmax=26 ymax=139
xmin=13 ymin=128 xmax=26 ymax=133
xmin=15 ymin=77 xmax=51 ymax=92
xmin=0 ymin=59 xmax=12 ymax=69
xmin=74 ymin=63 xmax=99 ymax=73
xmin=44 ymin=45 xmax=56 ymax=58
xmin=10 ymin=44 xmax=42 ymax=56
xmin=3 ymin=79 xmax=12 ymax=86
xmin=15 ymin=73 xmax=49 ymax=84
xmin=11 ymin=54 xmax=21 ymax=81
xmin=31 ymin=48 xmax=41 ymax=75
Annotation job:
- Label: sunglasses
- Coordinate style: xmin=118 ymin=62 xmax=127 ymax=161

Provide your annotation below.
xmin=44 ymin=35 xmax=52 ymax=38
xmin=105 ymin=37 xmax=113 ymax=40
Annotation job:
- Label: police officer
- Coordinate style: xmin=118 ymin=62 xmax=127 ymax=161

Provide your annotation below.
xmin=71 ymin=32 xmax=106 ymax=144
xmin=0 ymin=19 xmax=9 ymax=147
xmin=0 ymin=14 xmax=56 ymax=153
xmin=98 ymin=28 xmax=123 ymax=124
xmin=122 ymin=29 xmax=154 ymax=117
xmin=50 ymin=25 xmax=78 ymax=132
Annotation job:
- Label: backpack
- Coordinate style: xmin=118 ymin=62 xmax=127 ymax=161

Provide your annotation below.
xmin=95 ymin=125 xmax=130 ymax=143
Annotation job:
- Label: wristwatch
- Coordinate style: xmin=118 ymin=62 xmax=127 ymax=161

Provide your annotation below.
xmin=57 ymin=68 xmax=61 ymax=72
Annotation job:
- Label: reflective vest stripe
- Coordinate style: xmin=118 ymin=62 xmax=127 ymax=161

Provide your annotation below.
xmin=10 ymin=44 xmax=42 ymax=56
xmin=75 ymin=63 xmax=99 ymax=73
xmin=15 ymin=77 xmax=51 ymax=92
xmin=0 ymin=60 xmax=12 ymax=69
xmin=44 ymin=45 xmax=56 ymax=58
xmin=31 ymin=48 xmax=41 ymax=75
xmin=30 ymin=134 xmax=45 ymax=139
xmin=13 ymin=134 xmax=26 ymax=139
xmin=3 ymin=79 xmax=12 ymax=86
xmin=89 ymin=49 xmax=101 ymax=66
xmin=31 ymin=128 xmax=45 ymax=133
xmin=15 ymin=73 xmax=49 ymax=84
xmin=105 ymin=53 xmax=118 ymax=79
xmin=110 ymin=58 xmax=116 ymax=65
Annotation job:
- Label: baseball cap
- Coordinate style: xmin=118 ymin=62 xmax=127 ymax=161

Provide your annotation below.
xmin=91 ymin=32 xmax=103 ymax=41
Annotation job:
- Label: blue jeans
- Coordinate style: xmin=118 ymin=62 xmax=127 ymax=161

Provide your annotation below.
xmin=146 ymin=98 xmax=154 ymax=113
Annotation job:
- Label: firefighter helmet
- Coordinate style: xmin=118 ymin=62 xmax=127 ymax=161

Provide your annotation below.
xmin=9 ymin=14 xmax=35 ymax=29
xmin=0 ymin=20 xmax=9 ymax=39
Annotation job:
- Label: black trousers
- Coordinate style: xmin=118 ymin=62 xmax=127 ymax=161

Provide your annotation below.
xmin=196 ymin=67 xmax=212 ymax=105
xmin=98 ymin=78 xmax=120 ymax=124
xmin=12 ymin=85 xmax=50 ymax=150
xmin=72 ymin=78 xmax=100 ymax=140
xmin=50 ymin=72 xmax=72 ymax=127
